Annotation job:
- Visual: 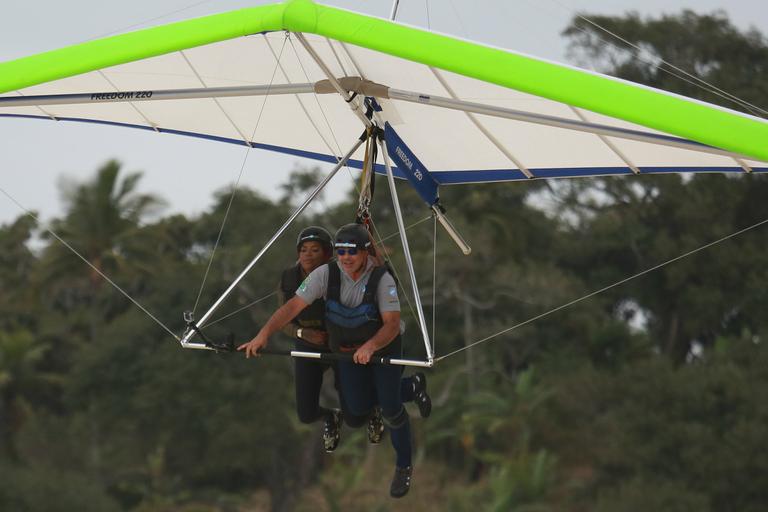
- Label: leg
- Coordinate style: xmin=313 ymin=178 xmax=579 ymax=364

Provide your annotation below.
xmin=373 ymin=364 xmax=412 ymax=469
xmin=294 ymin=355 xmax=329 ymax=424
xmin=295 ymin=351 xmax=342 ymax=453
xmin=400 ymin=374 xmax=414 ymax=402
xmin=337 ymin=360 xmax=376 ymax=428
xmin=331 ymin=361 xmax=352 ymax=421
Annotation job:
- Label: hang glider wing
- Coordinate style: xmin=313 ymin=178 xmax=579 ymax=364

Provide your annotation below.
xmin=1 ymin=0 xmax=766 ymax=183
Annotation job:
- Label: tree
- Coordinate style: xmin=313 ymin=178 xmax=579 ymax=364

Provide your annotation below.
xmin=0 ymin=215 xmax=39 ymax=330
xmin=0 ymin=329 xmax=56 ymax=460
xmin=561 ymin=12 xmax=768 ymax=362
xmin=564 ymin=10 xmax=768 ymax=114
xmin=42 ymin=159 xmax=166 ymax=297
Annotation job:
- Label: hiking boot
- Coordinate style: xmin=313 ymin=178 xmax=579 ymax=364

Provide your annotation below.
xmin=367 ymin=407 xmax=384 ymax=444
xmin=412 ymin=372 xmax=432 ymax=418
xmin=322 ymin=409 xmax=342 ymax=453
xmin=390 ymin=465 xmax=412 ymax=498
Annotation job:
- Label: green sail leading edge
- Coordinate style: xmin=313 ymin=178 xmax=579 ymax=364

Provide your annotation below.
xmin=1 ymin=0 xmax=766 ymax=162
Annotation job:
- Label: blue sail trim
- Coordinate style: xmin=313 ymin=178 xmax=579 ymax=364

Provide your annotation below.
xmin=3 ymin=114 xmax=765 ymax=183
xmin=383 ymin=122 xmax=439 ymax=205
xmin=0 ymin=113 xmax=361 ymax=166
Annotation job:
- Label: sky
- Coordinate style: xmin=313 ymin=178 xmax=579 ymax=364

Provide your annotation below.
xmin=0 ymin=0 xmax=765 ymax=227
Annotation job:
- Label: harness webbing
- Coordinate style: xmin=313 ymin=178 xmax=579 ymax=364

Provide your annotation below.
xmin=327 ymin=263 xmax=386 ymax=306
xmin=356 ymin=127 xmax=378 ymax=226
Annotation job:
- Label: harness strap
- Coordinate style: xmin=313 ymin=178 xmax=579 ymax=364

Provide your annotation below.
xmin=280 ymin=264 xmax=304 ymax=298
xmin=327 ymin=263 xmax=387 ymax=306
xmin=356 ymin=127 xmax=378 ymax=225
xmin=363 ymin=266 xmax=387 ymax=304
xmin=328 ymin=262 xmax=342 ymax=302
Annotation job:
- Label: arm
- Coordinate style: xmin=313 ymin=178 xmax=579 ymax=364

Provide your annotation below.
xmin=277 ymin=283 xmax=328 ymax=345
xmin=353 ymin=310 xmax=401 ymax=364
xmin=237 ymin=295 xmax=309 ymax=358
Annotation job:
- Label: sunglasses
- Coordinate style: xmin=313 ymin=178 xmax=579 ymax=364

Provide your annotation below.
xmin=336 ymin=248 xmax=359 ymax=256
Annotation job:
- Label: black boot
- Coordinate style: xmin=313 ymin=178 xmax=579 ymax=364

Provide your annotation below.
xmin=367 ymin=407 xmax=384 ymax=444
xmin=412 ymin=372 xmax=432 ymax=418
xmin=322 ymin=409 xmax=342 ymax=453
xmin=390 ymin=465 xmax=412 ymax=498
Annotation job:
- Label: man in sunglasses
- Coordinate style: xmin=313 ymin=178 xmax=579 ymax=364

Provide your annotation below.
xmin=239 ymin=223 xmax=426 ymax=498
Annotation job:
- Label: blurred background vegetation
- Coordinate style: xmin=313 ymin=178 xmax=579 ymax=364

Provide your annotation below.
xmin=1 ymin=10 xmax=767 ymax=512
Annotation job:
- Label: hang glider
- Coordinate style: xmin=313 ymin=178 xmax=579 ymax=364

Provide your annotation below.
xmin=2 ymin=0 xmax=767 ymax=366
xmin=1 ymin=0 xmax=766 ymax=179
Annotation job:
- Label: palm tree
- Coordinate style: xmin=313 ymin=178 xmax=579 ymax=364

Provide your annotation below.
xmin=42 ymin=159 xmax=167 ymax=297
xmin=0 ymin=329 xmax=56 ymax=461
xmin=0 ymin=215 xmax=39 ymax=329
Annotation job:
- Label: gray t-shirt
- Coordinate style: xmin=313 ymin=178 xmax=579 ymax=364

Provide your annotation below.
xmin=295 ymin=257 xmax=400 ymax=312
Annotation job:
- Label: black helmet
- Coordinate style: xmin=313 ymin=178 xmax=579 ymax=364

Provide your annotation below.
xmin=334 ymin=223 xmax=371 ymax=250
xmin=296 ymin=226 xmax=332 ymax=252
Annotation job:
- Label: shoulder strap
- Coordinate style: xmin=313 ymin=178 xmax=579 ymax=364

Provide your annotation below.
xmin=363 ymin=266 xmax=388 ymax=304
xmin=383 ymin=260 xmax=399 ymax=289
xmin=327 ymin=263 xmax=341 ymax=302
xmin=280 ymin=264 xmax=303 ymax=298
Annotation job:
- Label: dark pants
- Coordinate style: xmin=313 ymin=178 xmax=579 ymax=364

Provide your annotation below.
xmin=338 ymin=361 xmax=413 ymax=468
xmin=294 ymin=343 xmax=346 ymax=424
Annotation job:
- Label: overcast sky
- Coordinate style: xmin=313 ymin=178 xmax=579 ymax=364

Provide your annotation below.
xmin=1 ymin=0 xmax=765 ymax=226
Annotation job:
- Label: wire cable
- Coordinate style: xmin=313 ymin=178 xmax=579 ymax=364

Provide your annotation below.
xmin=569 ymin=11 xmax=768 ymax=119
xmin=202 ymin=217 xmax=431 ymax=324
xmin=191 ymin=34 xmax=288 ymax=315
xmin=538 ymin=0 xmax=768 ymax=118
xmin=85 ymin=0 xmax=215 ymax=42
xmin=435 ymin=215 xmax=768 ymax=362
xmin=205 ymin=290 xmax=277 ymax=327
xmin=0 ymin=185 xmax=180 ymax=341
xmin=285 ymin=32 xmax=424 ymax=337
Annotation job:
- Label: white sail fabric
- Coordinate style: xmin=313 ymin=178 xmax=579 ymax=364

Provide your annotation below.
xmin=2 ymin=32 xmax=765 ymax=183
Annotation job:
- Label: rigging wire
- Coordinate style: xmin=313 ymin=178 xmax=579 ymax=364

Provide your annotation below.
xmin=287 ymin=36 xmax=347 ymax=160
xmin=536 ymin=0 xmax=767 ymax=118
xmin=285 ymin=34 xmax=367 ymax=223
xmin=569 ymin=11 xmax=768 ymax=119
xmin=435 ymin=215 xmax=768 ymax=362
xmin=206 ymin=290 xmax=277 ymax=327
xmin=0 ymin=185 xmax=180 ymax=341
xmin=447 ymin=0 xmax=469 ymax=38
xmin=285 ymin=34 xmax=423 ymax=331
xmin=271 ymin=36 xmax=344 ymax=163
xmin=202 ymin=216 xmax=432 ymax=326
xmin=64 ymin=0 xmax=765 ymax=120
xmin=84 ymin=0 xmax=215 ymax=43
xmin=191 ymin=33 xmax=289 ymax=315
xmin=379 ymin=215 xmax=433 ymax=244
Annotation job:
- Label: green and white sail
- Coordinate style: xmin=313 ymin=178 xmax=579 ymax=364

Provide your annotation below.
xmin=1 ymin=0 xmax=766 ymax=183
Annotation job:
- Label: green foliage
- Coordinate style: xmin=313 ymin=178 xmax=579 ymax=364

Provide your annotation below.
xmin=42 ymin=159 xmax=166 ymax=290
xmin=0 ymin=462 xmax=121 ymax=512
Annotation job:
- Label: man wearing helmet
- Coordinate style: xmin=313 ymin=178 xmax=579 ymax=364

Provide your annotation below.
xmin=240 ymin=223 xmax=426 ymax=498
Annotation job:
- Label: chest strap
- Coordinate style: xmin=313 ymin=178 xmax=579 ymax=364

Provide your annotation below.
xmin=327 ymin=263 xmax=387 ymax=304
xmin=280 ymin=264 xmax=304 ymax=299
